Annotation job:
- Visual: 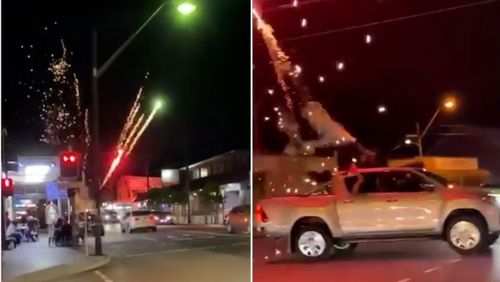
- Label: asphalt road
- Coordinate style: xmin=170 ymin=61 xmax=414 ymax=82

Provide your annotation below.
xmin=55 ymin=224 xmax=250 ymax=282
xmin=253 ymin=237 xmax=500 ymax=282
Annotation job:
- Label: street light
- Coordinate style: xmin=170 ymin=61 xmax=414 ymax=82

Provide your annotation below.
xmin=90 ymin=1 xmax=198 ymax=256
xmin=414 ymin=96 xmax=457 ymax=156
xmin=177 ymin=2 xmax=197 ymax=15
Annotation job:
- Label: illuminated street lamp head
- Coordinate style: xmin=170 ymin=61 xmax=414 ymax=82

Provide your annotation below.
xmin=404 ymin=139 xmax=412 ymax=145
xmin=177 ymin=2 xmax=197 ymax=15
xmin=443 ymin=97 xmax=456 ymax=111
xmin=154 ymin=100 xmax=163 ymax=110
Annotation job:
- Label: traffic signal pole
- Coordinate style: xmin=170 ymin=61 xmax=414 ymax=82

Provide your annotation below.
xmin=91 ymin=30 xmax=103 ymax=256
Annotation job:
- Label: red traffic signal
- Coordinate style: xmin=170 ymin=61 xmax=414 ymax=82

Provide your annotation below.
xmin=2 ymin=177 xmax=14 ymax=196
xmin=59 ymin=151 xmax=80 ymax=179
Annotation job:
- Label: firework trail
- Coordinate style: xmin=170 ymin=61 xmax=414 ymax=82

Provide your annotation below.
xmin=253 ymin=9 xmax=294 ymax=110
xmin=125 ymin=103 xmax=161 ymax=156
xmin=117 ymin=87 xmax=143 ymax=146
xmin=253 ymin=9 xmax=356 ymax=155
xmin=100 ymin=149 xmax=125 ymax=189
xmin=123 ymin=114 xmax=145 ymax=149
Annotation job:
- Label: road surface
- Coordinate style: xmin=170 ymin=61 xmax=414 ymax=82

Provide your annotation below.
xmin=55 ymin=224 xmax=249 ymax=282
xmin=253 ymin=237 xmax=500 ymax=282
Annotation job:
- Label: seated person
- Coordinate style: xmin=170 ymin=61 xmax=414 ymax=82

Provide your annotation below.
xmin=61 ymin=219 xmax=73 ymax=244
xmin=6 ymin=221 xmax=23 ymax=245
xmin=53 ymin=218 xmax=64 ymax=245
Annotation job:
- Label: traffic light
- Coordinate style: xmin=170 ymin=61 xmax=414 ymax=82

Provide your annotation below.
xmin=59 ymin=151 xmax=80 ymax=179
xmin=2 ymin=177 xmax=13 ymax=197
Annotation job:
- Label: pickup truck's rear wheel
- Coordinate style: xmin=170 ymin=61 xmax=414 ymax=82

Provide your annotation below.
xmin=487 ymin=232 xmax=499 ymax=245
xmin=445 ymin=215 xmax=489 ymax=255
xmin=332 ymin=241 xmax=358 ymax=256
xmin=295 ymin=226 xmax=333 ymax=260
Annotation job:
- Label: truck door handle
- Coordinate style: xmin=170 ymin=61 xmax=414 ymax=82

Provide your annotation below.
xmin=386 ymin=198 xmax=398 ymax=202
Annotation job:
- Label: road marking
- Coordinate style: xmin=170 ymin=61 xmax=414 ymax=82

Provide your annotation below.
xmin=94 ymin=270 xmax=114 ymax=282
xmin=449 ymin=258 xmax=462 ymax=264
xmin=173 ymin=237 xmax=193 ymax=241
xmin=162 ymin=248 xmax=191 ymax=254
xmin=231 ymin=242 xmax=250 ymax=246
xmin=125 ymin=252 xmax=153 ymax=258
xmin=396 ymin=279 xmax=411 ymax=282
xmin=423 ymin=267 xmax=439 ymax=273
xmin=196 ymin=246 xmax=217 ymax=250
xmin=141 ymin=237 xmax=159 ymax=242
xmin=180 ymin=230 xmax=243 ymax=237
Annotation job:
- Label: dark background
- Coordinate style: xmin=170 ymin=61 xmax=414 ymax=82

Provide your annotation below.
xmin=2 ymin=0 xmax=250 ymax=175
xmin=253 ymin=0 xmax=500 ymax=157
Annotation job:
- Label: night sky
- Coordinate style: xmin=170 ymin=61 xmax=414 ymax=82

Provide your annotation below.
xmin=254 ymin=0 xmax=500 ymax=157
xmin=2 ymin=0 xmax=250 ymax=175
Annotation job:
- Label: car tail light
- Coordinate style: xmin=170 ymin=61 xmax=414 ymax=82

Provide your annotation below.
xmin=255 ymin=204 xmax=268 ymax=223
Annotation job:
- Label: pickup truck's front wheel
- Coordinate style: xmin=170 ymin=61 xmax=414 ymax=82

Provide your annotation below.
xmin=445 ymin=215 xmax=489 ymax=255
xmin=295 ymin=226 xmax=333 ymax=260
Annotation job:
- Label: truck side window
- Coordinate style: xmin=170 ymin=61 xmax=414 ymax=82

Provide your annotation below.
xmin=380 ymin=172 xmax=428 ymax=192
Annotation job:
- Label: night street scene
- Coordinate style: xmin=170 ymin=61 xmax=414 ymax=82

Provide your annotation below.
xmin=1 ymin=1 xmax=250 ymax=282
xmin=252 ymin=0 xmax=500 ymax=282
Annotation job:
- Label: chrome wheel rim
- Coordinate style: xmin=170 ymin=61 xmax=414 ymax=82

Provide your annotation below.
xmin=450 ymin=221 xmax=481 ymax=250
xmin=298 ymin=231 xmax=326 ymax=257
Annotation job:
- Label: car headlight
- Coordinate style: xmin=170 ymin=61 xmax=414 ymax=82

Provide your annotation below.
xmin=165 ymin=216 xmax=171 ymax=221
xmin=104 ymin=215 xmax=110 ymax=220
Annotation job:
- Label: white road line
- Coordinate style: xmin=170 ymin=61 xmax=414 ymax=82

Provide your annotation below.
xmin=180 ymin=230 xmax=242 ymax=237
xmin=196 ymin=246 xmax=217 ymax=250
xmin=141 ymin=237 xmax=159 ymax=242
xmin=173 ymin=238 xmax=193 ymax=241
xmin=94 ymin=270 xmax=114 ymax=282
xmin=423 ymin=267 xmax=439 ymax=273
xmin=125 ymin=252 xmax=153 ymax=258
xmin=449 ymin=258 xmax=462 ymax=264
xmin=162 ymin=248 xmax=191 ymax=254
xmin=396 ymin=279 xmax=411 ymax=282
xmin=231 ymin=242 xmax=250 ymax=246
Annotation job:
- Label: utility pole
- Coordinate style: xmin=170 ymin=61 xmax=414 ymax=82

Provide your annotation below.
xmin=416 ymin=123 xmax=423 ymax=157
xmin=183 ymin=130 xmax=191 ymax=224
xmin=1 ymin=129 xmax=7 ymax=250
xmin=91 ymin=30 xmax=103 ymax=256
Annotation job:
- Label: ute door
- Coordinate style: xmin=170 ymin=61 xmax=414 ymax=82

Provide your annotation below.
xmin=377 ymin=170 xmax=441 ymax=232
xmin=336 ymin=173 xmax=395 ymax=235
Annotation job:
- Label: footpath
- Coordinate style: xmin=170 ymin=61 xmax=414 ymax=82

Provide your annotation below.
xmin=2 ymin=234 xmax=110 ymax=282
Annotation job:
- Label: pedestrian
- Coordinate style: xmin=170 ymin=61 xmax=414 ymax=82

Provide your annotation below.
xmin=26 ymin=216 xmax=39 ymax=242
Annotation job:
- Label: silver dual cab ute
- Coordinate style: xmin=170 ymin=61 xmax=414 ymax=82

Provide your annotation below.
xmin=256 ymin=167 xmax=500 ymax=259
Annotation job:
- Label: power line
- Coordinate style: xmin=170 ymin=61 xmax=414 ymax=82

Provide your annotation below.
xmin=281 ymin=0 xmax=499 ymax=42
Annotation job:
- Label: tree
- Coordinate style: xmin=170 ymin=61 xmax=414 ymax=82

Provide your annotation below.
xmin=199 ymin=183 xmax=224 ymax=224
xmin=199 ymin=183 xmax=224 ymax=205
xmin=147 ymin=187 xmax=188 ymax=207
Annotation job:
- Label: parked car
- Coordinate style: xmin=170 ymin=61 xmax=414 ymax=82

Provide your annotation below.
xmin=152 ymin=211 xmax=175 ymax=225
xmin=226 ymin=205 xmax=250 ymax=233
xmin=121 ymin=210 xmax=157 ymax=233
xmin=255 ymin=167 xmax=500 ymax=260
